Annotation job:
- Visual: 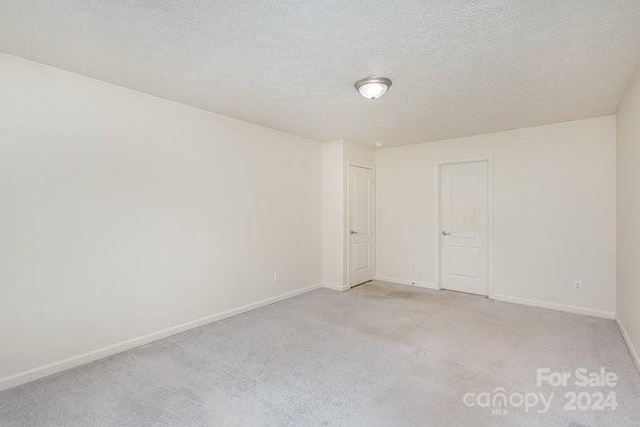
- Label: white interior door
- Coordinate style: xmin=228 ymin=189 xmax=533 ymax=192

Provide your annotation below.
xmin=439 ymin=161 xmax=488 ymax=296
xmin=349 ymin=165 xmax=374 ymax=287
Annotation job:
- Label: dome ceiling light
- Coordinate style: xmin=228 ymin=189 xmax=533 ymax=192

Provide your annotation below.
xmin=355 ymin=77 xmax=392 ymax=100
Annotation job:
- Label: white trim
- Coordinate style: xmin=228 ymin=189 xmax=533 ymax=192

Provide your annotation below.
xmin=346 ymin=161 xmax=374 ymax=170
xmin=434 ymin=156 xmax=494 ymax=297
xmin=346 ymin=162 xmax=376 ymax=288
xmin=323 ymin=282 xmax=348 ymax=292
xmin=493 ymin=294 xmax=615 ymax=319
xmin=0 ymin=283 xmax=322 ymax=392
xmin=616 ymin=316 xmax=640 ymax=372
xmin=374 ymin=276 xmax=439 ymax=290
xmin=373 ymin=279 xmax=614 ymax=319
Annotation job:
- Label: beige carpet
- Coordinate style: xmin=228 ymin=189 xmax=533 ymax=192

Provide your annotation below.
xmin=1 ymin=281 xmax=638 ymax=426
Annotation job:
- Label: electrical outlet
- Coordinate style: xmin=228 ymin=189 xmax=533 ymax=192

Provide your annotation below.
xmin=573 ymin=280 xmax=582 ymax=291
xmin=273 ymin=271 xmax=280 ymax=282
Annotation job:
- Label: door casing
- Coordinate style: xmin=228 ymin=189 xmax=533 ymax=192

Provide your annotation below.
xmin=346 ymin=162 xmax=375 ymax=288
xmin=434 ymin=157 xmax=494 ymax=298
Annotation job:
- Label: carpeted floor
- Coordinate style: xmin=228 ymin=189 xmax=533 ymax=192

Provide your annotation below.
xmin=1 ymin=281 xmax=639 ymax=426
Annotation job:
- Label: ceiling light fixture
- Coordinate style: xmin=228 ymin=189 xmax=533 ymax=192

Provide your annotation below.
xmin=355 ymin=77 xmax=392 ymax=100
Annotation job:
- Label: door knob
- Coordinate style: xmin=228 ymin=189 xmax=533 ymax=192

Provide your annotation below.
xmin=350 ymin=230 xmax=358 ymax=235
xmin=441 ymin=230 xmax=450 ymax=236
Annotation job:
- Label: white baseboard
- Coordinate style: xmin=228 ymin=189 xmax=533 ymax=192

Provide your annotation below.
xmin=373 ymin=278 xmax=614 ymax=320
xmin=374 ymin=276 xmax=440 ymax=290
xmin=322 ymin=282 xmax=348 ymax=292
xmin=616 ymin=316 xmax=640 ymax=372
xmin=492 ymin=294 xmax=615 ymax=319
xmin=0 ymin=283 xmax=322 ymax=392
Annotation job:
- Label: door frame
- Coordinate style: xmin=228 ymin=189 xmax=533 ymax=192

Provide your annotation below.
xmin=346 ymin=162 xmax=376 ymax=288
xmin=434 ymin=157 xmax=494 ymax=298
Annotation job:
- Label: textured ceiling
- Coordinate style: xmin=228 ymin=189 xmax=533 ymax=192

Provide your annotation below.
xmin=1 ymin=1 xmax=640 ymax=146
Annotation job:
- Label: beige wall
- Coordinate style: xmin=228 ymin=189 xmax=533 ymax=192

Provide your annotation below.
xmin=321 ymin=140 xmax=374 ymax=289
xmin=617 ymin=68 xmax=640 ymax=368
xmin=376 ymin=116 xmax=616 ymax=318
xmin=322 ymin=141 xmax=344 ymax=288
xmin=0 ymin=53 xmax=323 ymax=386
